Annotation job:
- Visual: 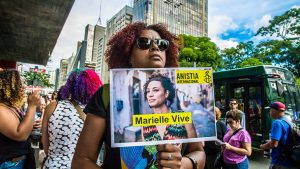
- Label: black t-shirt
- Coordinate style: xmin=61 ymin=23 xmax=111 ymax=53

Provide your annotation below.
xmin=83 ymin=86 xmax=121 ymax=169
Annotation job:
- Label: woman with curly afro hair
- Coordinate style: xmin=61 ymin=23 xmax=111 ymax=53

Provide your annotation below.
xmin=73 ymin=22 xmax=205 ymax=169
xmin=0 ymin=69 xmax=41 ymax=168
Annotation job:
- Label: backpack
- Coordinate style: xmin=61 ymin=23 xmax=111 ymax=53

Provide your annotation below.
xmin=281 ymin=118 xmax=300 ymax=166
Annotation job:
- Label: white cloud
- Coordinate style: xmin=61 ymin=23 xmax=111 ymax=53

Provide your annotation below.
xmin=211 ymin=37 xmax=239 ymax=50
xmin=208 ymin=15 xmax=239 ymax=37
xmin=291 ymin=5 xmax=300 ymax=9
xmin=208 ymin=15 xmax=239 ymax=49
xmin=207 ymin=0 xmax=299 ymax=49
xmin=245 ymin=15 xmax=272 ymax=33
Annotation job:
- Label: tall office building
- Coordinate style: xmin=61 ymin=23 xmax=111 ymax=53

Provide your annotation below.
xmin=133 ymin=0 xmax=208 ymax=36
xmin=93 ymin=25 xmax=106 ymax=76
xmin=106 ymin=6 xmax=133 ymax=39
xmin=100 ymin=5 xmax=133 ymax=83
xmin=84 ymin=24 xmax=95 ymax=63
xmin=48 ymin=70 xmax=56 ymax=86
xmin=58 ymin=59 xmax=68 ymax=88
xmin=54 ymin=68 xmax=60 ymax=91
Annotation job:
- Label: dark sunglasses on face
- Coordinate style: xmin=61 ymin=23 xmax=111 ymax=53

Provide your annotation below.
xmin=136 ymin=37 xmax=169 ymax=51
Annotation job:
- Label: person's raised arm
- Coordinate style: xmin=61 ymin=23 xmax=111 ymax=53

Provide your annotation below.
xmin=42 ymin=101 xmax=57 ymax=155
xmin=72 ymin=113 xmax=106 ymax=169
xmin=0 ymin=91 xmax=40 ymax=141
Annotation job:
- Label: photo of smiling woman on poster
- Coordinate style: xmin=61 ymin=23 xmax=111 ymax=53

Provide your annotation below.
xmin=142 ymin=73 xmax=197 ymax=141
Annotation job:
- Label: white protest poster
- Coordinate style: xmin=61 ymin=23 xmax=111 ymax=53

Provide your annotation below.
xmin=110 ymin=67 xmax=216 ymax=147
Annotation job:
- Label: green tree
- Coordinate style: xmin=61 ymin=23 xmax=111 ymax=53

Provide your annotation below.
xmin=255 ymin=40 xmax=299 ymax=73
xmin=256 ymin=8 xmax=300 ymax=77
xmin=240 ymin=58 xmax=263 ymax=68
xmin=220 ymin=41 xmax=256 ymax=69
xmin=220 ymin=47 xmax=239 ymax=69
xmin=179 ymin=35 xmax=221 ymax=70
xmin=256 ymin=8 xmax=300 ymax=41
xmin=22 ymin=71 xmax=53 ymax=88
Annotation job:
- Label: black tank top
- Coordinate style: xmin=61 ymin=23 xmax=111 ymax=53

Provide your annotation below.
xmin=0 ymin=105 xmax=31 ymax=162
xmin=0 ymin=133 xmax=31 ymax=162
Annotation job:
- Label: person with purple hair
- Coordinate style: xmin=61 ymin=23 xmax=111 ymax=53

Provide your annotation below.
xmin=41 ymin=69 xmax=102 ymax=168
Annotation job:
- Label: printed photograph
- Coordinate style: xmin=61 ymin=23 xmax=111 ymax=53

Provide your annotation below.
xmin=110 ymin=67 xmax=216 ymax=147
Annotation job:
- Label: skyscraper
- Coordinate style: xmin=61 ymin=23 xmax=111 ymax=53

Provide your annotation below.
xmin=106 ymin=6 xmax=133 ymax=39
xmin=133 ymin=0 xmax=207 ymax=37
xmin=93 ymin=25 xmax=106 ymax=76
xmin=99 ymin=5 xmax=133 ymax=83
xmin=58 ymin=59 xmax=68 ymax=88
xmin=84 ymin=24 xmax=95 ymax=63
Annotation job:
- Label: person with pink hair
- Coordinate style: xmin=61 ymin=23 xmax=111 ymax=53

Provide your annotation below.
xmin=41 ymin=69 xmax=102 ymax=168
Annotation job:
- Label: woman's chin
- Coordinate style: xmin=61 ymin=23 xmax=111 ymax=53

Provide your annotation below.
xmin=148 ymin=62 xmax=165 ymax=68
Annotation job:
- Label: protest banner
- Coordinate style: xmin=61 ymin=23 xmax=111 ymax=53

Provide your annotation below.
xmin=110 ymin=67 xmax=216 ymax=147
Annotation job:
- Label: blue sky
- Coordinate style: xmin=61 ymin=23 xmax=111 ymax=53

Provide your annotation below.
xmin=208 ymin=0 xmax=299 ymax=49
xmin=25 ymin=0 xmax=300 ymax=70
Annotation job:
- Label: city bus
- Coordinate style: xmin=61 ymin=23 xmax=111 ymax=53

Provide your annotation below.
xmin=213 ymin=65 xmax=300 ymax=148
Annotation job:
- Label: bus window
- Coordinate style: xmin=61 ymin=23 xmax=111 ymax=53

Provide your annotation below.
xmin=215 ymin=84 xmax=226 ymax=115
xmin=285 ymin=84 xmax=298 ymax=111
xmin=248 ymin=86 xmax=262 ymax=137
xmin=233 ymin=87 xmax=245 ymax=112
xmin=270 ymin=81 xmax=280 ymax=99
xmin=292 ymin=87 xmax=300 ymax=119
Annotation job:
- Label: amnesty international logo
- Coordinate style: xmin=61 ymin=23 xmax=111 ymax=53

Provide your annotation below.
xmin=204 ymin=70 xmax=212 ymax=83
xmin=176 ymin=70 xmax=213 ymax=84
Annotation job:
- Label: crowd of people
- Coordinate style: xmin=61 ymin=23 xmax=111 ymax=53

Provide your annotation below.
xmin=0 ymin=68 xmax=103 ymax=169
xmin=0 ymin=22 xmax=298 ymax=169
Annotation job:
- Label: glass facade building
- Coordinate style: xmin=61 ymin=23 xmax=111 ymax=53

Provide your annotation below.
xmin=100 ymin=5 xmax=133 ymax=83
xmin=106 ymin=6 xmax=133 ymax=39
xmin=133 ymin=0 xmax=208 ymax=37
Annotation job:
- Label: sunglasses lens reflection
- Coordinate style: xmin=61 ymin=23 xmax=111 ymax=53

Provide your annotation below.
xmin=137 ymin=37 xmax=169 ymax=51
xmin=155 ymin=39 xmax=169 ymax=51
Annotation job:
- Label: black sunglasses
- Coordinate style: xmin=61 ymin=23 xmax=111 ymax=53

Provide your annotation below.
xmin=136 ymin=37 xmax=169 ymax=51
